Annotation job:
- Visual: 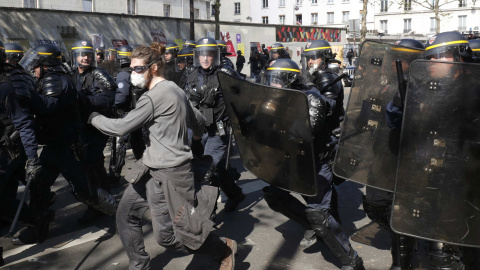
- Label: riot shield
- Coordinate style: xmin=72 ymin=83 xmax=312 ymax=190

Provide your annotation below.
xmin=333 ymin=41 xmax=423 ymax=191
xmin=391 ymin=60 xmax=480 ymax=247
xmin=217 ymin=72 xmax=317 ymax=196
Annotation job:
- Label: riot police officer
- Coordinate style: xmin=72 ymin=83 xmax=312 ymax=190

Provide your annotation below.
xmin=176 ymin=46 xmax=194 ymax=89
xmin=255 ymin=42 xmax=290 ymax=84
xmin=360 ymin=38 xmax=424 ymax=270
xmin=164 ymin=41 xmax=182 ymax=86
xmin=71 ymin=40 xmax=117 ymax=223
xmin=108 ymin=45 xmax=146 ymax=183
xmin=11 ymin=44 xmax=117 ymax=244
xmin=260 ymin=59 xmax=365 ymax=270
xmin=184 ymin=40 xmax=196 ymax=48
xmin=387 ymin=32 xmax=475 ymax=270
xmin=183 ymin=37 xmax=245 ymax=212
xmin=216 ymin=40 xmax=235 ymax=70
xmin=0 ymin=41 xmax=50 ymax=245
xmin=4 ymin=43 xmax=24 ymax=66
xmin=95 ymin=47 xmax=105 ymax=64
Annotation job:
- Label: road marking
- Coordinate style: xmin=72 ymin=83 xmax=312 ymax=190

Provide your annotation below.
xmin=3 ymin=226 xmax=111 ymax=267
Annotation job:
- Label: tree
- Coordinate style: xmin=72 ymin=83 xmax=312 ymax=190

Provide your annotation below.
xmin=214 ymin=0 xmax=221 ymax=39
xmin=395 ymin=0 xmax=456 ymax=33
xmin=361 ymin=0 xmax=368 ymax=43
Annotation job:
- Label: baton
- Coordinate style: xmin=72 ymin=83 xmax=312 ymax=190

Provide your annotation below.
xmin=225 ymin=125 xmax=233 ymax=171
xmin=395 ymin=59 xmax=407 ymax=106
xmin=320 ymin=73 xmax=348 ymax=93
xmin=5 ymin=174 xmax=34 ymax=238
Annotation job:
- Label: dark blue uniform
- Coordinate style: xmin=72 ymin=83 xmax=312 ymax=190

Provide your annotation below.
xmin=73 ymin=67 xmax=116 ymax=191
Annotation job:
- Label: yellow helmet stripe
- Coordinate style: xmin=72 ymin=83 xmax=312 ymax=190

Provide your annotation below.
xmin=6 ymin=50 xmax=23 ymax=53
xmin=272 ymin=47 xmax=284 ymax=49
xmin=304 ymin=46 xmax=331 ymax=52
xmin=196 ymin=44 xmax=217 ymax=47
xmin=267 ymin=67 xmax=300 ymax=73
xmin=118 ymin=52 xmax=132 ymax=56
xmin=425 ymin=40 xmax=469 ymax=51
xmin=178 ymin=53 xmax=194 ymax=57
xmin=0 ymin=46 xmax=4 ymax=50
xmin=217 ymin=44 xmax=227 ymax=47
xmin=72 ymin=46 xmax=93 ymax=50
xmin=38 ymin=52 xmax=53 ymax=55
xmin=472 ymin=48 xmax=480 ymax=51
xmin=166 ymin=46 xmax=179 ymax=49
xmin=392 ymin=47 xmax=424 ymax=53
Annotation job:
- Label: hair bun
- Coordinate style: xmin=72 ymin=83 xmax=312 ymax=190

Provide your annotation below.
xmin=150 ymin=42 xmax=166 ymax=55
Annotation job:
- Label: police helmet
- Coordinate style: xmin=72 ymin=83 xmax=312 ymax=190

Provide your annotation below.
xmin=304 ymin=40 xmax=334 ymax=67
xmin=424 ymin=31 xmax=472 ymax=62
xmin=71 ymin=40 xmax=97 ymax=68
xmin=265 ymin=58 xmax=301 ymax=89
xmin=116 ymin=45 xmax=133 ymax=65
xmin=184 ymin=40 xmax=196 ymax=48
xmin=5 ymin=43 xmax=24 ymax=64
xmin=0 ymin=41 xmax=6 ymax=64
xmin=95 ymin=47 xmax=105 ymax=60
xmin=390 ymin=39 xmax=425 ymax=64
xmin=216 ymin=40 xmax=231 ymax=55
xmin=107 ymin=47 xmax=117 ymax=62
xmin=165 ymin=41 xmax=179 ymax=58
xmin=468 ymin=39 xmax=480 ymax=58
xmin=194 ymin=37 xmax=220 ymax=68
xmin=269 ymin=43 xmax=287 ymax=60
xmin=394 ymin=39 xmax=425 ymax=50
xmin=175 ymin=47 xmax=194 ymax=72
xmin=20 ymin=44 xmax=62 ymax=72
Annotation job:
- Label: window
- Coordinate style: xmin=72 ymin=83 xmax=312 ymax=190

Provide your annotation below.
xmin=404 ymin=19 xmax=412 ymax=33
xmin=82 ymin=0 xmax=92 ymax=12
xmin=404 ymin=0 xmax=412 ymax=11
xmin=459 ymin=0 xmax=467 ymax=7
xmin=234 ymin=3 xmax=241 ymax=14
xmin=164 ymin=4 xmax=170 ymax=17
xmin=343 ymin=0 xmax=349 ymax=3
xmin=458 ymin=15 xmax=467 ymax=30
xmin=263 ymin=0 xmax=268 ymax=8
xmin=127 ymin=0 xmax=136 ymax=15
xmin=212 ymin=4 xmax=216 ymax=16
xmin=311 ymin=13 xmax=318 ymax=24
xmin=430 ymin=17 xmax=437 ymax=32
xmin=381 ymin=0 xmax=388 ymax=12
xmin=195 ymin=8 xmax=199 ymax=18
xmin=24 ymin=0 xmax=36 ymax=8
xmin=279 ymin=15 xmax=285 ymax=24
xmin=328 ymin=0 xmax=334 ymax=3
xmin=296 ymin=0 xmax=302 ymax=5
xmin=312 ymin=0 xmax=317 ymax=3
xmin=206 ymin=2 xmax=211 ymax=18
xmin=263 ymin=16 xmax=269 ymax=24
xmin=327 ymin=12 xmax=334 ymax=24
xmin=343 ymin=11 xmax=349 ymax=23
xmin=296 ymin=14 xmax=303 ymax=25
xmin=380 ymin=20 xmax=388 ymax=34
xmin=279 ymin=0 xmax=285 ymax=7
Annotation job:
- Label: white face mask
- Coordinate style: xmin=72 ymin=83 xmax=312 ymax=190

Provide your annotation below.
xmin=131 ymin=71 xmax=147 ymax=88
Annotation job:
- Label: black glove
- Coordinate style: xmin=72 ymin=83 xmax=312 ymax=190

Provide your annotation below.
xmin=25 ymin=158 xmax=42 ymax=181
xmin=87 ymin=112 xmax=101 ymax=124
xmin=191 ymin=139 xmax=204 ymax=158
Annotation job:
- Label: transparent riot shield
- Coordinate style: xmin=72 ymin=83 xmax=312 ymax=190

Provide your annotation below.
xmin=333 ymin=41 xmax=423 ymax=191
xmin=391 ymin=60 xmax=480 ymax=247
xmin=217 ymin=72 xmax=317 ymax=196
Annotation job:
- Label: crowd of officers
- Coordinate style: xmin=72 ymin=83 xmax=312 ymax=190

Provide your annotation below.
xmin=0 ymin=31 xmax=478 ymax=270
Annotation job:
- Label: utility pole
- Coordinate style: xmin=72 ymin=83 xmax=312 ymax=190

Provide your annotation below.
xmin=190 ymin=0 xmax=194 ymax=40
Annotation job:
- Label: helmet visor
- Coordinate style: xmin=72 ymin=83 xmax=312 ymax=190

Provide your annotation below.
xmin=266 ymin=70 xmax=298 ymax=88
xmin=193 ymin=49 xmax=220 ymax=68
xmin=72 ymin=50 xmax=97 ymax=68
xmin=19 ymin=48 xmax=42 ymax=71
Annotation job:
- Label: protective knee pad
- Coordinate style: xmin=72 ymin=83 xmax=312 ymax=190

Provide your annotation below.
xmin=428 ymin=242 xmax=464 ymax=270
xmin=362 ymin=195 xmax=392 ymax=231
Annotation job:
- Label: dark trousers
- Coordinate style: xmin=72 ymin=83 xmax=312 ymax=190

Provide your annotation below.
xmin=85 ymin=134 xmax=110 ymax=191
xmin=116 ymin=166 xmax=225 ymax=270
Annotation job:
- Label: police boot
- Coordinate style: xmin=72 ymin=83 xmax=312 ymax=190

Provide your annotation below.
xmin=390 ymin=233 xmax=415 ymax=270
xmin=306 ymin=209 xmax=365 ymax=270
xmin=428 ymin=242 xmax=465 ymax=270
xmin=11 ymin=210 xmax=54 ymax=245
xmin=0 ymin=246 xmax=4 ymax=266
xmin=217 ymin=168 xmax=245 ymax=212
xmin=262 ymin=186 xmax=311 ymax=229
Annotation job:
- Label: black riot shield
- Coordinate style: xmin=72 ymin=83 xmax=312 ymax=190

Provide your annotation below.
xmin=391 ymin=60 xmax=480 ymax=247
xmin=217 ymin=72 xmax=317 ymax=196
xmin=333 ymin=41 xmax=423 ymax=191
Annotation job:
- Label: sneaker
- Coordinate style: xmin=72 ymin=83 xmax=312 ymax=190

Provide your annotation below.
xmin=224 ymin=193 xmax=246 ymax=212
xmin=300 ymin=230 xmax=317 ymax=248
xmin=220 ymin=238 xmax=237 ymax=270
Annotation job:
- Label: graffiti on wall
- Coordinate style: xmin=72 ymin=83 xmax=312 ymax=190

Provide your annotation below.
xmin=276 ymin=26 xmax=341 ymax=43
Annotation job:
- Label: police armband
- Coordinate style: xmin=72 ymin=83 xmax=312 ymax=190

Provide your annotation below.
xmin=92 ymin=67 xmax=117 ymax=92
xmin=305 ymin=90 xmax=328 ymax=134
xmin=41 ymin=74 xmax=63 ymax=97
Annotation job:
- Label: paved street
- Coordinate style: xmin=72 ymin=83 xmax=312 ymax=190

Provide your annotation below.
xmin=0 ymin=87 xmax=437 ymax=270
